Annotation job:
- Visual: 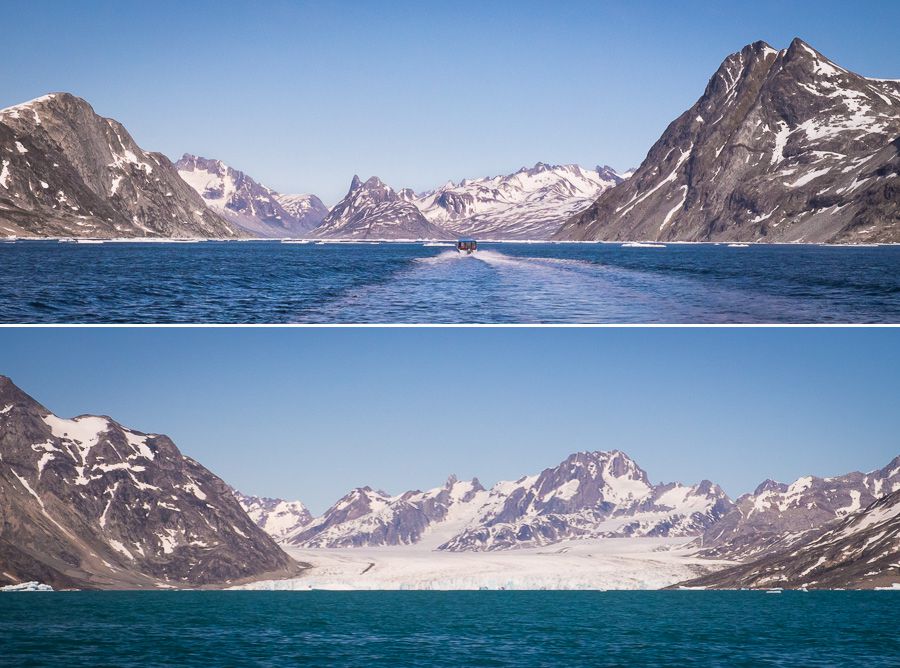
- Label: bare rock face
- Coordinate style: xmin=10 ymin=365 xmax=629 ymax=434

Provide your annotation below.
xmin=0 ymin=376 xmax=299 ymax=589
xmin=313 ymin=175 xmax=450 ymax=239
xmin=693 ymin=456 xmax=900 ymax=561
xmin=176 ymin=154 xmax=327 ymax=236
xmin=0 ymin=94 xmax=239 ymax=238
xmin=556 ymin=38 xmax=900 ymax=243
xmin=232 ymin=490 xmax=312 ymax=541
xmin=412 ymin=163 xmax=625 ymax=240
xmin=679 ymin=489 xmax=900 ymax=590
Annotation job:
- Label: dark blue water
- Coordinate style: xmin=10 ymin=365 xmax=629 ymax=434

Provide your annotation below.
xmin=1 ymin=241 xmax=898 ymax=323
xmin=1 ymin=591 xmax=897 ymax=666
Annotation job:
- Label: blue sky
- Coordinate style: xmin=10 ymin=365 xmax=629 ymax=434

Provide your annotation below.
xmin=1 ymin=327 xmax=897 ymax=513
xmin=2 ymin=1 xmax=899 ymax=203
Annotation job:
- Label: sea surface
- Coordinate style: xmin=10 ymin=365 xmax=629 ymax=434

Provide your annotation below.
xmin=1 ymin=591 xmax=898 ymax=666
xmin=1 ymin=240 xmax=899 ymax=323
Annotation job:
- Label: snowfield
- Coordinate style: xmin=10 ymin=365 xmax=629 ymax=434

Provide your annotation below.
xmin=235 ymin=538 xmax=733 ymax=591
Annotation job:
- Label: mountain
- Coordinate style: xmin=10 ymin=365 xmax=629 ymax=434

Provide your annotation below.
xmin=412 ymin=163 xmax=625 ymax=239
xmin=233 ymin=491 xmax=312 ymax=542
xmin=0 ymin=94 xmax=239 ymax=238
xmin=0 ymin=376 xmax=299 ymax=589
xmin=175 ymin=154 xmax=327 ymax=236
xmin=679 ymin=489 xmax=900 ymax=589
xmin=286 ymin=451 xmax=733 ymax=551
xmin=693 ymin=456 xmax=900 ymax=561
xmin=275 ymin=193 xmax=329 ymax=230
xmin=555 ymin=38 xmax=900 ymax=243
xmin=439 ymin=451 xmax=732 ymax=551
xmin=313 ymin=175 xmax=450 ymax=239
xmin=287 ymin=476 xmax=484 ymax=548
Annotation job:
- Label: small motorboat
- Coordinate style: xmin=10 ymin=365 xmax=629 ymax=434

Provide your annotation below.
xmin=457 ymin=238 xmax=477 ymax=254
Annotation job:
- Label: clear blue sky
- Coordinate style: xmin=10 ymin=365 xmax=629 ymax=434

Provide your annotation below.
xmin=1 ymin=327 xmax=897 ymax=514
xmin=2 ymin=1 xmax=899 ymax=204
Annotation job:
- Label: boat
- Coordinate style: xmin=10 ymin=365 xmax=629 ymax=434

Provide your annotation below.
xmin=456 ymin=238 xmax=477 ymax=254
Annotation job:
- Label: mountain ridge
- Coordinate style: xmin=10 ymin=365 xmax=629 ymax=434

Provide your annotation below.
xmin=0 ymin=375 xmax=300 ymax=589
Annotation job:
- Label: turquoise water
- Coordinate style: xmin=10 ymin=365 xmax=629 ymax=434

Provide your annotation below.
xmin=1 ymin=241 xmax=899 ymax=323
xmin=1 ymin=591 xmax=898 ymax=666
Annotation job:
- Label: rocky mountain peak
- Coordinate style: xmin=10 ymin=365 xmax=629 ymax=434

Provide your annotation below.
xmin=556 ymin=38 xmax=900 ymax=244
xmin=0 ymin=93 xmax=240 ymax=238
xmin=314 ymin=175 xmax=449 ymax=239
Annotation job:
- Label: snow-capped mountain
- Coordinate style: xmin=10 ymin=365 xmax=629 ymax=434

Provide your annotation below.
xmin=681 ymin=488 xmax=900 ymax=590
xmin=175 ymin=154 xmax=327 ymax=237
xmin=412 ymin=163 xmax=625 ymax=239
xmin=233 ymin=491 xmax=312 ymax=542
xmin=286 ymin=451 xmax=733 ymax=551
xmin=313 ymin=175 xmax=449 ymax=239
xmin=0 ymin=376 xmax=298 ymax=589
xmin=275 ymin=193 xmax=329 ymax=230
xmin=287 ymin=476 xmax=484 ymax=548
xmin=0 ymin=94 xmax=239 ymax=238
xmin=694 ymin=455 xmax=900 ymax=561
xmin=556 ymin=38 xmax=900 ymax=243
xmin=439 ymin=451 xmax=733 ymax=551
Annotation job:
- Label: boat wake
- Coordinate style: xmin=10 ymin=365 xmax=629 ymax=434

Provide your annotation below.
xmin=294 ymin=246 xmax=860 ymax=324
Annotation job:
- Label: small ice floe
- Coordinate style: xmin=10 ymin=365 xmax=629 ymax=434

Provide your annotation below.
xmin=1 ymin=581 xmax=54 ymax=592
xmin=874 ymin=583 xmax=900 ymax=591
xmin=75 ymin=239 xmax=104 ymax=244
xmin=727 ymin=243 xmax=750 ymax=247
xmin=765 ymin=588 xmax=783 ymax=594
xmin=621 ymin=242 xmax=666 ymax=248
xmin=423 ymin=242 xmax=453 ymax=247
xmin=281 ymin=239 xmax=311 ymax=244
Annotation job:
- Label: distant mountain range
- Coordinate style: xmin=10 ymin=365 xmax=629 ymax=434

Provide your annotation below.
xmin=235 ymin=448 xmax=900 ymax=588
xmin=556 ymin=38 xmax=900 ymax=243
xmin=2 ymin=374 xmax=898 ymax=589
xmin=3 ymin=37 xmax=895 ymax=242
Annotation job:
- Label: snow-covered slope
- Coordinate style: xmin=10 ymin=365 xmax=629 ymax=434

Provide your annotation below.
xmin=440 ymin=451 xmax=732 ymax=551
xmin=0 ymin=376 xmax=299 ymax=589
xmin=287 ymin=451 xmax=732 ymax=551
xmin=175 ymin=154 xmax=327 ymax=236
xmin=240 ymin=537 xmax=729 ymax=591
xmin=694 ymin=455 xmax=900 ymax=561
xmin=314 ymin=175 xmax=449 ymax=239
xmin=0 ymin=94 xmax=239 ymax=238
xmin=682 ymin=488 xmax=900 ymax=590
xmin=413 ymin=163 xmax=625 ymax=239
xmin=275 ymin=193 xmax=329 ymax=231
xmin=287 ymin=476 xmax=484 ymax=548
xmin=557 ymin=38 xmax=900 ymax=243
xmin=233 ymin=491 xmax=313 ymax=542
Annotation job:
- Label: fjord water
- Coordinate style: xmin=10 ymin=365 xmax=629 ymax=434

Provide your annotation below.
xmin=1 ymin=241 xmax=898 ymax=323
xmin=2 ymin=591 xmax=897 ymax=666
